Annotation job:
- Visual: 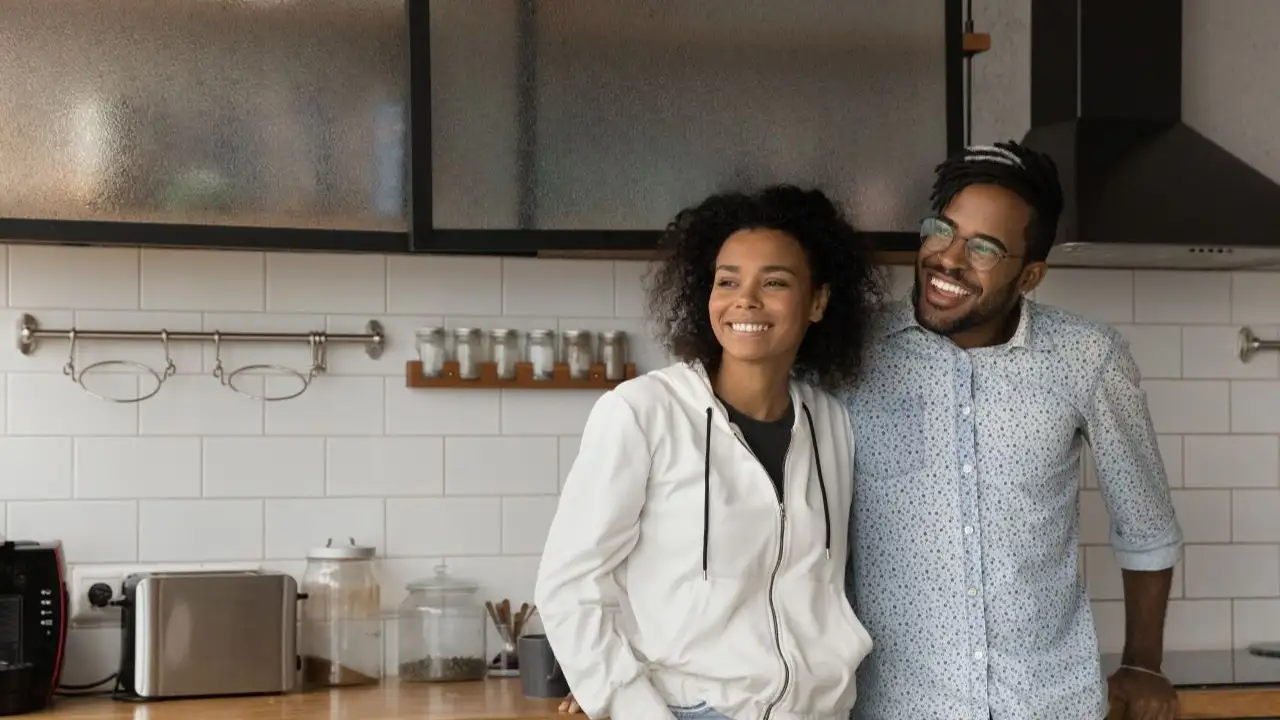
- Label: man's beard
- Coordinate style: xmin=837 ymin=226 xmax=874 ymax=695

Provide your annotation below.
xmin=911 ymin=271 xmax=1021 ymax=337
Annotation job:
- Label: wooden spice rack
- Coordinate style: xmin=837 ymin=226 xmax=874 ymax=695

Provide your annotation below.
xmin=406 ymin=360 xmax=637 ymax=389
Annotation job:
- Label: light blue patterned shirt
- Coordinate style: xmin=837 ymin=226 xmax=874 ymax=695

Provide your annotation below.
xmin=845 ymin=297 xmax=1182 ymax=720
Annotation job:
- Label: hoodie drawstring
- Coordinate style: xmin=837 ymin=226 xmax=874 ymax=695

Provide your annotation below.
xmin=701 ymin=402 xmax=832 ymax=579
xmin=801 ymin=405 xmax=833 ymax=559
xmin=703 ymin=408 xmax=713 ymax=581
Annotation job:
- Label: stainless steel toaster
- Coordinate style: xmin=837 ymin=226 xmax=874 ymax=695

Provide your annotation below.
xmin=116 ymin=570 xmax=299 ymax=699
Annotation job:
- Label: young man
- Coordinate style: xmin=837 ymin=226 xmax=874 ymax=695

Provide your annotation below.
xmin=845 ymin=141 xmax=1183 ymax=720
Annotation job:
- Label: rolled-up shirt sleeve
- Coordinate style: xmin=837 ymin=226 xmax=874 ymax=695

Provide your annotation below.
xmin=1083 ymin=333 xmax=1183 ymax=571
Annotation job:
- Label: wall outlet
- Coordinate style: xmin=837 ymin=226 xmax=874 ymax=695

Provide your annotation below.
xmin=69 ymin=562 xmax=262 ymax=628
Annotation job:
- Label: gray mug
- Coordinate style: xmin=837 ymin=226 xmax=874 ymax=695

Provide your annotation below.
xmin=518 ymin=633 xmax=570 ymax=698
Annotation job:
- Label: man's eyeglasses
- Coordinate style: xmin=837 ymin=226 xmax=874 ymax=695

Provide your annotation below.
xmin=919 ymin=216 xmax=1018 ymax=272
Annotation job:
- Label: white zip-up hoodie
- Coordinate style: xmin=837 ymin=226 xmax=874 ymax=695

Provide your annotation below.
xmin=535 ymin=362 xmax=873 ymax=720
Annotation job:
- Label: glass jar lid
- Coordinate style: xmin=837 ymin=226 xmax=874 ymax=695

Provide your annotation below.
xmin=307 ymin=537 xmax=376 ymax=560
xmin=407 ymin=563 xmax=479 ymax=596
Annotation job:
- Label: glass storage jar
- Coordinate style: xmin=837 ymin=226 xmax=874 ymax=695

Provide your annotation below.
xmin=300 ymin=538 xmax=382 ymax=688
xmin=415 ymin=326 xmax=447 ymax=377
xmin=489 ymin=328 xmax=518 ymax=380
xmin=453 ymin=328 xmax=481 ymax=379
xmin=397 ymin=564 xmax=487 ymax=683
xmin=527 ymin=329 xmax=556 ymax=380
xmin=599 ymin=330 xmax=629 ymax=381
xmin=562 ymin=330 xmax=593 ymax=380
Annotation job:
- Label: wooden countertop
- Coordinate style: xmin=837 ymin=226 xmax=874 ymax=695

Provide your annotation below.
xmin=42 ymin=679 xmax=561 ymax=719
xmin=39 ymin=677 xmax=1280 ymax=719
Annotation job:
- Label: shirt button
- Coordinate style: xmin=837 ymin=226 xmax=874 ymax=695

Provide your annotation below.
xmin=962 ymin=463 xmax=973 ymax=474
xmin=962 ymin=406 xmax=971 ymax=416
xmin=967 ymin=588 xmax=977 ymax=596
xmin=964 ymin=526 xmax=973 ymax=534
xmin=974 ymin=650 xmax=984 ymax=660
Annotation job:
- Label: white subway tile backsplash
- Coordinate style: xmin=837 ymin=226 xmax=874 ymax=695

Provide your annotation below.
xmin=1090 ymin=601 xmax=1126 ymax=653
xmin=141 ymin=249 xmax=264 ymax=311
xmin=502 ymin=259 xmax=614 ymax=317
xmin=74 ymin=437 xmax=201 ymax=498
xmin=1183 ymin=326 xmax=1280 ymax=378
xmin=139 ymin=499 xmax=264 ymax=561
xmin=1184 ymin=436 xmax=1279 ymax=487
xmin=1233 ymin=599 xmax=1280 ymax=647
xmin=1232 ymin=490 xmax=1280 ymax=542
xmin=1163 ymin=600 xmax=1233 ymax=650
xmin=266 ymin=252 xmax=385 ymax=314
xmin=7 ymin=501 xmax=137 ymax=563
xmin=1183 ymin=545 xmax=1280 ymax=598
xmin=1231 ymin=381 xmax=1280 ymax=433
xmin=501 ymin=496 xmax=559 ymax=554
xmin=1232 ymin=271 xmax=1280 ymax=325
xmin=1170 ymin=490 xmax=1232 ymax=543
xmin=9 ymin=246 xmax=1280 ymax=661
xmin=1114 ymin=325 xmax=1181 ymax=378
xmin=9 ymin=246 xmax=139 ymax=309
xmin=7 ymin=374 xmax=137 ymax=435
xmin=204 ymin=438 xmax=325 ymax=497
xmin=385 ymin=384 xmax=500 ymax=436
xmin=501 ymin=389 xmax=603 ymax=435
xmin=1160 ymin=435 xmax=1184 ymax=487
xmin=386 ymin=498 xmax=501 ymax=556
xmin=327 ymin=437 xmax=444 ymax=497
xmin=1035 ymin=269 xmax=1134 ymax=323
xmin=1135 ymin=271 xmax=1232 ymax=324
xmin=1142 ymin=381 xmax=1230 ymax=433
xmin=614 ymin=261 xmax=652 ymax=318
xmin=264 ymin=498 xmax=385 ymax=559
xmin=387 ymin=256 xmax=503 ymax=316
xmin=1078 ymin=491 xmax=1109 ymax=545
xmin=139 ymin=375 xmax=264 ymax=435
xmin=264 ymin=376 xmax=384 ymax=436
xmin=444 ymin=437 xmax=559 ymax=496
xmin=0 ymin=438 xmax=73 ymax=500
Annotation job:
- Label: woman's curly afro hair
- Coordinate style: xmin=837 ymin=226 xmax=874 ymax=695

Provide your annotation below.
xmin=646 ymin=184 xmax=885 ymax=393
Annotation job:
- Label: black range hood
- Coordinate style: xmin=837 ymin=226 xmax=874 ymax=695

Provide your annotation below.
xmin=1023 ymin=0 xmax=1280 ymax=270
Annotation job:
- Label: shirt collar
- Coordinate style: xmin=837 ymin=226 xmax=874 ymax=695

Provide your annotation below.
xmin=881 ymin=295 xmax=1053 ymax=352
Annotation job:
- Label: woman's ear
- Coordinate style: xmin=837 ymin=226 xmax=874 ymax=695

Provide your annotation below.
xmin=809 ymin=283 xmax=831 ymax=323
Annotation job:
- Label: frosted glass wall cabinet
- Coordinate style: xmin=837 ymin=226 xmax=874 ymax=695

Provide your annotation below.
xmin=0 ymin=0 xmax=963 ymax=256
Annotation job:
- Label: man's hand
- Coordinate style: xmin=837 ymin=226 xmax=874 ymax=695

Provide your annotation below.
xmin=559 ymin=693 xmax=583 ymax=714
xmin=1107 ymin=666 xmax=1178 ymax=720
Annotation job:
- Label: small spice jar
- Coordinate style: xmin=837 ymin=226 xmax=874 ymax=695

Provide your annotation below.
xmin=397 ymin=564 xmax=488 ymax=683
xmin=489 ymin=329 xmax=518 ymax=380
xmin=299 ymin=538 xmax=382 ymax=688
xmin=599 ymin=330 xmax=629 ymax=381
xmin=527 ymin=329 xmax=557 ymax=380
xmin=453 ymin=328 xmax=481 ymax=380
xmin=562 ymin=330 xmax=593 ymax=380
xmin=415 ymin=327 xmax=447 ymax=377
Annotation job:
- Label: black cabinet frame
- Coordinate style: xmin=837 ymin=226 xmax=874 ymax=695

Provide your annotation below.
xmin=0 ymin=0 xmax=963 ymax=256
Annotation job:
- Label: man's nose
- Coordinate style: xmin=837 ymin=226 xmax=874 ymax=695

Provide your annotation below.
xmin=936 ymin=236 xmax=969 ymax=272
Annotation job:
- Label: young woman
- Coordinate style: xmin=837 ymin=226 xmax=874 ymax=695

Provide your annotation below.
xmin=534 ymin=185 xmax=885 ymax=720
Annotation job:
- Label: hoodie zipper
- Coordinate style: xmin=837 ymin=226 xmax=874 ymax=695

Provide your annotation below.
xmin=729 ymin=427 xmax=792 ymax=719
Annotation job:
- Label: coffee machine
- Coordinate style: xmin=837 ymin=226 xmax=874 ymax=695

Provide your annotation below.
xmin=0 ymin=541 xmax=69 ymax=715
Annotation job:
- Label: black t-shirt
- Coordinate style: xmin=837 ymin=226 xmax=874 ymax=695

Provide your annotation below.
xmin=719 ymin=397 xmax=794 ymax=501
